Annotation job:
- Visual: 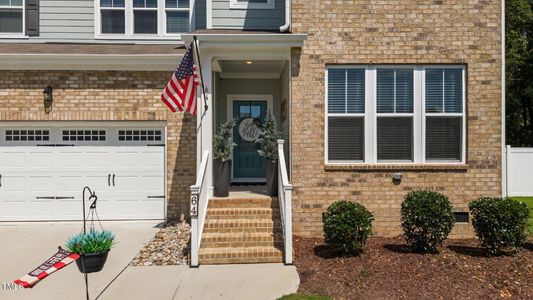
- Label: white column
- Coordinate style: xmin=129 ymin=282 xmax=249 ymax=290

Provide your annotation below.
xmin=198 ymin=53 xmax=213 ymax=195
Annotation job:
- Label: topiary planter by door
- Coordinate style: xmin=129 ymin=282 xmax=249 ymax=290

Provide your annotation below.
xmin=214 ymin=159 xmax=231 ymax=197
xmin=265 ymin=160 xmax=278 ymax=196
xmin=75 ymin=251 xmax=109 ymax=274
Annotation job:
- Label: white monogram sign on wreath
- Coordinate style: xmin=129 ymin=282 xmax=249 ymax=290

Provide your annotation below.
xmin=238 ymin=118 xmax=262 ymax=142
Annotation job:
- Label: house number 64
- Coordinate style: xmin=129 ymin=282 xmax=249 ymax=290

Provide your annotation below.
xmin=190 ymin=195 xmax=198 ymax=216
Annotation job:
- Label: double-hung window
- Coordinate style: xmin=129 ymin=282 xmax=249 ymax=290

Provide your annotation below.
xmin=326 ymin=65 xmax=466 ymax=165
xmin=376 ymin=68 xmax=414 ymax=162
xmin=326 ymin=68 xmax=366 ymax=162
xmin=424 ymin=68 xmax=464 ymax=162
xmin=0 ymin=0 xmax=23 ymax=34
xmin=97 ymin=0 xmax=190 ymax=37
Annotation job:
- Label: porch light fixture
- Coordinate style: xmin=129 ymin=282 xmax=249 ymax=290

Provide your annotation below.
xmin=43 ymin=85 xmax=53 ymax=114
xmin=246 ymin=61 xmax=253 ymax=65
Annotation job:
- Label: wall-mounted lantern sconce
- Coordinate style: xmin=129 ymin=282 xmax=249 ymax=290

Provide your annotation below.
xmin=392 ymin=173 xmax=402 ymax=185
xmin=43 ymin=85 xmax=53 ymax=113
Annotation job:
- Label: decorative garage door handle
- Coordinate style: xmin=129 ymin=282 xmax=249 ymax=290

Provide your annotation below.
xmin=36 ymin=144 xmax=75 ymax=147
xmin=108 ymin=174 xmax=111 ymax=186
xmin=36 ymin=196 xmax=75 ymax=200
xmin=112 ymin=174 xmax=115 ymax=186
xmin=36 ymin=196 xmax=55 ymax=199
xmin=0 ymin=174 xmax=2 ymax=187
xmin=147 ymin=195 xmax=165 ymax=199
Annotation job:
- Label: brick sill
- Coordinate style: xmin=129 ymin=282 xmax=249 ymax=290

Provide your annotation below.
xmin=325 ymin=164 xmax=469 ymax=172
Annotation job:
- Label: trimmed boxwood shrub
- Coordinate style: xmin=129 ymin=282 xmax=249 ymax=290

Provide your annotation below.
xmin=401 ymin=190 xmax=455 ymax=253
xmin=469 ymin=197 xmax=529 ymax=255
xmin=322 ymin=200 xmax=374 ymax=254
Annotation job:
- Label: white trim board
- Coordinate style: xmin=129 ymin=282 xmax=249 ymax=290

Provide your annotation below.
xmin=226 ymin=94 xmax=273 ymax=182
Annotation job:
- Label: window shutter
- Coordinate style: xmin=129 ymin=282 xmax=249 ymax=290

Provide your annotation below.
xmin=426 ymin=117 xmax=462 ymax=161
xmin=25 ymin=0 xmax=39 ymax=36
xmin=377 ymin=117 xmax=413 ymax=161
xmin=328 ymin=117 xmax=364 ymax=161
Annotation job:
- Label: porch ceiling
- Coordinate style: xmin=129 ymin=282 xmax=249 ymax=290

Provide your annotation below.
xmin=216 ymin=60 xmax=286 ymax=79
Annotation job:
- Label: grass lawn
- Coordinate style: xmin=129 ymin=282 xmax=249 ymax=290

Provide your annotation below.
xmin=278 ymin=295 xmax=332 ymax=300
xmin=512 ymin=197 xmax=533 ymax=235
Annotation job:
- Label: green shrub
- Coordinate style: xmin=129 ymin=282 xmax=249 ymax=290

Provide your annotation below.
xmin=322 ymin=200 xmax=374 ymax=254
xmin=401 ymin=190 xmax=455 ymax=253
xmin=469 ymin=197 xmax=529 ymax=255
xmin=66 ymin=230 xmax=115 ymax=254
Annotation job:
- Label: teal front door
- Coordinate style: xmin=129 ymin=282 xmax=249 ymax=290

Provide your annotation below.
xmin=232 ymin=100 xmax=268 ymax=180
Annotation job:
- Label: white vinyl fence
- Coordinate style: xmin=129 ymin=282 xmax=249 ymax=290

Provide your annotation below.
xmin=504 ymin=146 xmax=533 ymax=197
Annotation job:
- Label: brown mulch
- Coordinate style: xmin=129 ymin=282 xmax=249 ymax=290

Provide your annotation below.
xmin=294 ymin=236 xmax=533 ymax=300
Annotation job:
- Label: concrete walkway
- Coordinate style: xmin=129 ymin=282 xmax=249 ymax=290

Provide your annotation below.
xmin=100 ymin=264 xmax=299 ymax=300
xmin=0 ymin=222 xmax=299 ymax=300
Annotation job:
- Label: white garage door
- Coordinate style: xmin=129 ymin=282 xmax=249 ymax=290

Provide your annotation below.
xmin=0 ymin=124 xmax=166 ymax=221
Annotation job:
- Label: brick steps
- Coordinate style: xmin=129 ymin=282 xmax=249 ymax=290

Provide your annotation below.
xmin=205 ymin=207 xmax=280 ymax=220
xmin=199 ymin=196 xmax=284 ymax=265
xmin=199 ymin=246 xmax=283 ymax=264
xmin=201 ymin=232 xmax=283 ymax=248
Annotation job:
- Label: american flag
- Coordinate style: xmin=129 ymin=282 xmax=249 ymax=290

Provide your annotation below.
xmin=161 ymin=43 xmax=199 ymax=115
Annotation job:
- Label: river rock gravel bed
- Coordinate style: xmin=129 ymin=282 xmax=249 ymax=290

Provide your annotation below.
xmin=129 ymin=221 xmax=190 ymax=266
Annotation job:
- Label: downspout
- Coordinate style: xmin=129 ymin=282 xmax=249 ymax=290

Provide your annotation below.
xmin=279 ymin=0 xmax=291 ymax=32
xmin=501 ymin=0 xmax=506 ymax=197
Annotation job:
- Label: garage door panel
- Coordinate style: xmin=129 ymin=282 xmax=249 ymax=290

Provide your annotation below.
xmin=1 ymin=151 xmax=26 ymax=168
xmin=28 ymin=151 xmax=53 ymax=168
xmin=86 ymin=151 xmax=110 ymax=168
xmin=112 ymin=151 xmax=140 ymax=169
xmin=1 ymin=125 xmax=165 ymax=221
xmin=142 ymin=151 xmax=165 ymax=168
xmin=142 ymin=175 xmax=165 ymax=192
xmin=55 ymin=151 xmax=84 ymax=169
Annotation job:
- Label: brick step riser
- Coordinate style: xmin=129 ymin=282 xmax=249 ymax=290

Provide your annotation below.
xmin=208 ymin=203 xmax=280 ymax=209
xmin=201 ymin=236 xmax=283 ymax=244
xmin=203 ymin=227 xmax=280 ymax=233
xmin=201 ymin=241 xmax=284 ymax=248
xmin=199 ymin=257 xmax=283 ymax=264
xmin=205 ymin=213 xmax=280 ymax=220
xmin=203 ymin=222 xmax=281 ymax=229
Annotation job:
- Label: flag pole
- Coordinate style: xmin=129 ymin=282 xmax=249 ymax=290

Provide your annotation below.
xmin=193 ymin=35 xmax=208 ymax=112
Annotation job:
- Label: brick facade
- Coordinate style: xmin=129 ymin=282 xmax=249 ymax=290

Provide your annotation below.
xmin=0 ymin=70 xmax=196 ymax=221
xmin=290 ymin=1 xmax=503 ymax=237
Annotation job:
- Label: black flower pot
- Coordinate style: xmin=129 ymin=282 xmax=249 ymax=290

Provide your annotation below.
xmin=75 ymin=251 xmax=109 ymax=274
xmin=266 ymin=160 xmax=278 ymax=196
xmin=214 ymin=159 xmax=231 ymax=197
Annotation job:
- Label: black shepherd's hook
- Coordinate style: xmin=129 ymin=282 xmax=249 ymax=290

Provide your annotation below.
xmin=82 ymin=186 xmax=97 ymax=235
xmin=81 ymin=186 xmax=98 ymax=300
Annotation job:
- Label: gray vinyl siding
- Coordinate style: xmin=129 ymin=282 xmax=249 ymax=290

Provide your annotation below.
xmin=39 ymin=0 xmax=94 ymax=40
xmin=212 ymin=0 xmax=284 ymax=30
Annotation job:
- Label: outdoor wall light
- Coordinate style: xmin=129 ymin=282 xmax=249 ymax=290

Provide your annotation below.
xmin=245 ymin=61 xmax=253 ymax=64
xmin=43 ymin=85 xmax=53 ymax=113
xmin=392 ymin=173 xmax=402 ymax=185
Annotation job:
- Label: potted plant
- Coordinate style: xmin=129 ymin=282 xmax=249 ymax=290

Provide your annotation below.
xmin=66 ymin=230 xmax=115 ymax=273
xmin=213 ymin=119 xmax=237 ymax=197
xmin=256 ymin=112 xmax=281 ymax=196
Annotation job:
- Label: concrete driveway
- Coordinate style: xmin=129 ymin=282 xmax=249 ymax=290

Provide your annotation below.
xmin=0 ymin=222 xmax=299 ymax=300
xmin=0 ymin=221 xmax=160 ymax=300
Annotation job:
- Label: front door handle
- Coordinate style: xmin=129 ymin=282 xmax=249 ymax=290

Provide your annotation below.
xmin=112 ymin=174 xmax=116 ymax=186
xmin=108 ymin=174 xmax=111 ymax=186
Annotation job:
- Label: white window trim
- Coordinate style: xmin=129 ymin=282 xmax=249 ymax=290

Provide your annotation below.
xmin=325 ymin=65 xmax=466 ymax=165
xmin=229 ymin=0 xmax=275 ymax=10
xmin=0 ymin=0 xmax=26 ymax=37
xmin=94 ymin=0 xmax=194 ymax=40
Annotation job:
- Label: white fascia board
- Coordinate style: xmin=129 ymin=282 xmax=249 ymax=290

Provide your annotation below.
xmin=0 ymin=54 xmax=183 ymax=71
xmin=182 ymin=33 xmax=307 ymax=47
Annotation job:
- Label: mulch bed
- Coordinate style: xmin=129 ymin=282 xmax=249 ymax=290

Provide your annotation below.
xmin=294 ymin=236 xmax=533 ymax=300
